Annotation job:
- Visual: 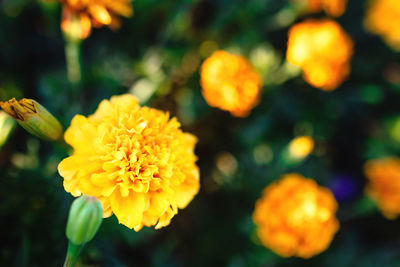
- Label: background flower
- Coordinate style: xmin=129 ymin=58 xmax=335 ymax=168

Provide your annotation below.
xmin=287 ymin=19 xmax=353 ymax=90
xmin=253 ymin=174 xmax=339 ymax=258
xmin=200 ymin=50 xmax=261 ymax=117
xmin=60 ymin=0 xmax=133 ymax=39
xmin=364 ymin=0 xmax=400 ymax=51
xmin=364 ymin=157 xmax=400 ymax=219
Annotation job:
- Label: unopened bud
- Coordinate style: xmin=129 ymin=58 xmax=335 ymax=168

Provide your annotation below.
xmin=0 ymin=98 xmax=63 ymax=141
xmin=66 ymin=195 xmax=103 ymax=245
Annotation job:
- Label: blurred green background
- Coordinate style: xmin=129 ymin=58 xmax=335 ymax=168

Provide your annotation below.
xmin=2 ymin=0 xmax=400 ymax=266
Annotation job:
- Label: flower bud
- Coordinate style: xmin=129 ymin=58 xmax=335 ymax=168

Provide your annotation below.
xmin=66 ymin=195 xmax=103 ymax=245
xmin=0 ymin=98 xmax=63 ymax=141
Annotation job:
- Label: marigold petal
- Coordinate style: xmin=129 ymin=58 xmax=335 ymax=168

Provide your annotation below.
xmin=110 ymin=191 xmax=146 ymax=229
xmin=58 ymin=156 xmax=79 ymax=181
xmin=89 ymin=5 xmax=112 ymax=25
xmin=147 ymin=193 xmax=170 ymax=218
xmin=174 ymin=175 xmax=200 ymax=208
xmin=64 ymin=115 xmax=97 ymax=151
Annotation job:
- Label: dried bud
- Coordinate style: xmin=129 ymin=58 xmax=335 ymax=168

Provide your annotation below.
xmin=0 ymin=98 xmax=63 ymax=141
xmin=66 ymin=195 xmax=103 ymax=245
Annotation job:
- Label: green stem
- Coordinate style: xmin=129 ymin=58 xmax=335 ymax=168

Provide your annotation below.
xmin=63 ymin=242 xmax=84 ymax=267
xmin=65 ymin=39 xmax=82 ymax=86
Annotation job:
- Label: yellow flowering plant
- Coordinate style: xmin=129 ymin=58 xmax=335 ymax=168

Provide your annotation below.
xmin=5 ymin=0 xmax=400 ymax=264
xmin=58 ymin=94 xmax=200 ymax=230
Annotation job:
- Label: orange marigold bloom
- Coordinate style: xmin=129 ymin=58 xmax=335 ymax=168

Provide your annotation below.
xmin=365 ymin=0 xmax=400 ymax=51
xmin=287 ymin=19 xmax=353 ymax=91
xmin=60 ymin=0 xmax=133 ymax=39
xmin=58 ymin=94 xmax=200 ymax=230
xmin=253 ymin=174 xmax=339 ymax=258
xmin=294 ymin=0 xmax=347 ymax=17
xmin=200 ymin=50 xmax=262 ymax=117
xmin=364 ymin=157 xmax=400 ymax=219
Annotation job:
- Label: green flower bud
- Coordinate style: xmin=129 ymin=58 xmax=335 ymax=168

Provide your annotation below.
xmin=66 ymin=195 xmax=103 ymax=245
xmin=0 ymin=98 xmax=63 ymax=141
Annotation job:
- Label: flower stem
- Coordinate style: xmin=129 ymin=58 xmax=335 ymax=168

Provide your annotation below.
xmin=65 ymin=39 xmax=82 ymax=86
xmin=63 ymin=242 xmax=83 ymax=267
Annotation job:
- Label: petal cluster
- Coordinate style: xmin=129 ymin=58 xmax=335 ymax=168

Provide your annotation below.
xmin=364 ymin=157 xmax=400 ymax=219
xmin=200 ymin=50 xmax=262 ymax=117
xmin=60 ymin=0 xmax=133 ymax=39
xmin=364 ymin=0 xmax=400 ymax=51
xmin=287 ymin=19 xmax=353 ymax=91
xmin=58 ymin=94 xmax=200 ymax=230
xmin=253 ymin=174 xmax=339 ymax=258
xmin=296 ymin=0 xmax=347 ymax=17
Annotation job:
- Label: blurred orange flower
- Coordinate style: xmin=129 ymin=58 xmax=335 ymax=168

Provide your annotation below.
xmin=287 ymin=19 xmax=353 ymax=91
xmin=58 ymin=94 xmax=200 ymax=230
xmin=365 ymin=0 xmax=400 ymax=51
xmin=364 ymin=157 xmax=400 ymax=219
xmin=294 ymin=0 xmax=347 ymax=17
xmin=200 ymin=50 xmax=262 ymax=117
xmin=60 ymin=0 xmax=133 ymax=40
xmin=253 ymin=174 xmax=339 ymax=258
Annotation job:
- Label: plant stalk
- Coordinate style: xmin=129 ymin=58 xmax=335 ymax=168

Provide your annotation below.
xmin=63 ymin=242 xmax=83 ymax=267
xmin=65 ymin=39 xmax=82 ymax=86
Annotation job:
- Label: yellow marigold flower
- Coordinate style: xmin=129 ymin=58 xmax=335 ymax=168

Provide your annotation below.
xmin=364 ymin=157 xmax=400 ymax=219
xmin=364 ymin=0 xmax=400 ymax=51
xmin=200 ymin=50 xmax=262 ymax=117
xmin=287 ymin=19 xmax=353 ymax=91
xmin=60 ymin=0 xmax=133 ymax=40
xmin=253 ymin=174 xmax=339 ymax=258
xmin=294 ymin=0 xmax=347 ymax=17
xmin=288 ymin=136 xmax=314 ymax=159
xmin=57 ymin=94 xmax=200 ymax=230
